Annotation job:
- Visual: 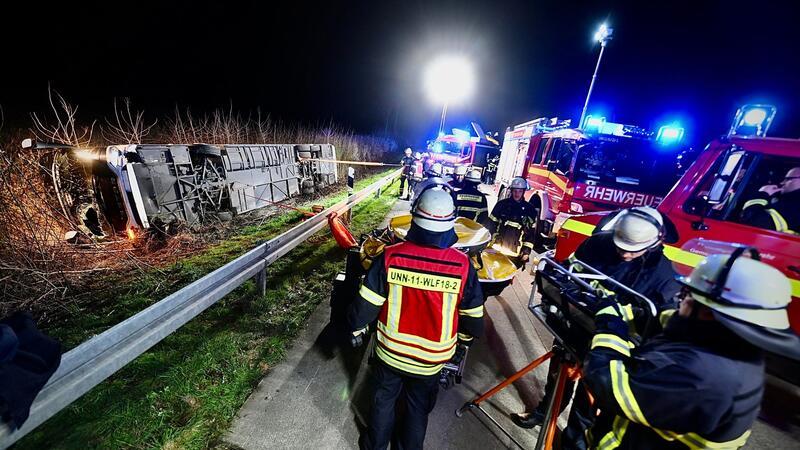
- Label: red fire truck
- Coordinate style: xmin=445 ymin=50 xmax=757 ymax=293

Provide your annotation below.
xmin=555 ymin=105 xmax=800 ymax=337
xmin=496 ymin=116 xmax=688 ymax=248
xmin=427 ymin=123 xmax=500 ymax=173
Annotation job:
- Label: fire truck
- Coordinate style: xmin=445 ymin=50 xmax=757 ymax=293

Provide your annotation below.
xmin=496 ymin=115 xmax=688 ymax=248
xmin=427 ymin=122 xmax=500 ymax=173
xmin=555 ymin=105 xmax=800 ymax=378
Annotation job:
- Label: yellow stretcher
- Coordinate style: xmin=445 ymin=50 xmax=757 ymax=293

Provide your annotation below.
xmin=385 ymin=214 xmax=518 ymax=295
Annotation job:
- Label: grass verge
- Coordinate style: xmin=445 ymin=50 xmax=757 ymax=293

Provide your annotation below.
xmin=15 ymin=171 xmax=399 ymax=450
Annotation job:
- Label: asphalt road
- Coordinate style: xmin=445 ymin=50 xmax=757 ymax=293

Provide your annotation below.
xmin=224 ymin=191 xmax=799 ymax=449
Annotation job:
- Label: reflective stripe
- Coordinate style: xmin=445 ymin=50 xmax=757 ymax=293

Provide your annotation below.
xmin=659 ymin=309 xmax=677 ymax=329
xmin=504 ymin=220 xmax=523 ymax=229
xmin=387 ymin=283 xmax=402 ymax=331
xmin=591 ymin=334 xmax=633 ymax=357
xmin=376 ymin=322 xmax=456 ymax=351
xmin=489 ymin=214 xmax=499 ymax=223
xmin=459 ymin=305 xmax=484 ymax=318
xmin=375 ymin=345 xmax=443 ymax=376
xmin=597 ymin=416 xmax=629 ymax=450
xmin=766 ymin=208 xmax=790 ymax=233
xmin=359 ymin=284 xmax=386 ymax=306
xmin=377 ymin=328 xmax=456 ymax=363
xmin=620 ymin=304 xmax=635 ymax=323
xmin=562 ymin=218 xmax=596 ymax=237
xmin=648 ymin=426 xmax=752 ymax=449
xmin=610 ymin=360 xmax=651 ymax=426
xmin=522 ymin=241 xmax=534 ymax=249
xmin=743 ymin=198 xmax=768 ymax=209
xmin=441 ymin=292 xmax=457 ymax=341
xmin=457 ymin=332 xmax=473 ymax=342
xmin=388 ymin=267 xmax=462 ymax=293
xmin=457 ymin=194 xmax=484 ymax=202
xmin=596 ymin=305 xmax=621 ymax=317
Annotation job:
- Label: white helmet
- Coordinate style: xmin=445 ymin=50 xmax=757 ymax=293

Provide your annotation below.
xmin=404 ymin=148 xmax=412 ymax=155
xmin=414 ymin=151 xmax=422 ymax=159
xmin=509 ymin=177 xmax=529 ymax=190
xmin=465 ymin=169 xmax=482 ymax=183
xmin=429 ymin=163 xmax=443 ymax=177
xmin=455 ymin=165 xmax=468 ymax=176
xmin=612 ymin=207 xmax=663 ymax=252
xmin=681 ymin=252 xmax=791 ymax=329
xmin=411 ymin=187 xmax=456 ymax=232
xmin=679 ymin=248 xmax=800 ymax=358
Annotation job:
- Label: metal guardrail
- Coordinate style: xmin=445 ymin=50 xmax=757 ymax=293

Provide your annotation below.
xmin=0 ymin=169 xmax=401 ymax=448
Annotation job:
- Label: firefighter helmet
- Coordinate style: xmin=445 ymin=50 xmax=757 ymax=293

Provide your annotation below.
xmin=411 ymin=187 xmax=456 ymax=232
xmin=404 ymin=148 xmax=412 ymax=156
xmin=455 ymin=165 xmax=468 ymax=176
xmin=465 ymin=169 xmax=481 ymax=183
xmin=427 ymin=163 xmax=443 ymax=177
xmin=612 ymin=206 xmax=664 ymax=252
xmin=414 ymin=151 xmax=421 ymax=159
xmin=509 ymin=177 xmax=529 ymax=190
xmin=679 ymin=247 xmax=800 ymax=359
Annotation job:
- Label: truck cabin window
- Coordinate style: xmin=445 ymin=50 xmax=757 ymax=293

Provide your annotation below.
xmin=574 ymin=138 xmax=680 ymax=192
xmin=685 ymin=150 xmax=799 ymax=235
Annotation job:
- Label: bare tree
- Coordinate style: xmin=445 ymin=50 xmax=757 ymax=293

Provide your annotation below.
xmin=31 ymin=87 xmax=95 ymax=147
xmin=102 ymin=98 xmax=156 ymax=144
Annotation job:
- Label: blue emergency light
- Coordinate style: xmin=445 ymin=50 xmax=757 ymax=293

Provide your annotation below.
xmin=452 ymin=128 xmax=471 ymax=144
xmin=583 ymin=115 xmax=606 ymax=131
xmin=656 ymin=125 xmax=685 ymax=145
xmin=729 ymin=104 xmax=776 ymax=137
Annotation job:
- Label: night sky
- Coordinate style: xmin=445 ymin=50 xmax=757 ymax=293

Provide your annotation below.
xmin=2 ymin=0 xmax=799 ymax=148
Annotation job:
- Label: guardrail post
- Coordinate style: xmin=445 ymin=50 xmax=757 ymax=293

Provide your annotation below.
xmin=254 ymin=268 xmax=267 ymax=297
xmin=345 ymin=167 xmax=355 ymax=223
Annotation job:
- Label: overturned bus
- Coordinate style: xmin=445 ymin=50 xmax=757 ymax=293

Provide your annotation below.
xmin=23 ymin=139 xmax=338 ymax=239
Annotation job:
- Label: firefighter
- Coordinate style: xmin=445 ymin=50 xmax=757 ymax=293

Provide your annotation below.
xmin=399 ymin=148 xmax=416 ymax=199
xmin=406 ymin=152 xmax=424 ymax=201
xmin=511 ymin=206 xmax=680 ymax=432
xmin=484 ymin=154 xmax=499 ymax=184
xmin=454 ymin=169 xmax=489 ymax=226
xmin=421 ymin=152 xmax=434 ymax=174
xmin=740 ymin=166 xmax=799 ymax=234
xmin=348 ymin=187 xmax=484 ymax=450
xmin=450 ymin=165 xmax=468 ymax=190
xmin=575 ymin=249 xmax=800 ymax=449
xmin=486 ymin=177 xmax=537 ymax=266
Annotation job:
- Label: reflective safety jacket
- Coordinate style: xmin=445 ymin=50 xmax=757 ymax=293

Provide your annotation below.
xmin=400 ymin=155 xmax=416 ymax=178
xmin=582 ymin=314 xmax=764 ymax=450
xmin=453 ymin=184 xmax=489 ymax=226
xmin=487 ymin=198 xmax=537 ymax=257
xmin=740 ymin=190 xmax=799 ymax=235
xmin=348 ymin=239 xmax=484 ymax=377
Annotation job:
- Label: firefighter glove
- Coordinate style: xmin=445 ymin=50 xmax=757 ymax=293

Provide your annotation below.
xmin=351 ymin=326 xmax=368 ymax=348
xmin=593 ymin=299 xmax=629 ymax=339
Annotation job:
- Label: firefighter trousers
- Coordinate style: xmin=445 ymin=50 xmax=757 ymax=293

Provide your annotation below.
xmin=364 ymin=361 xmax=439 ymax=450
